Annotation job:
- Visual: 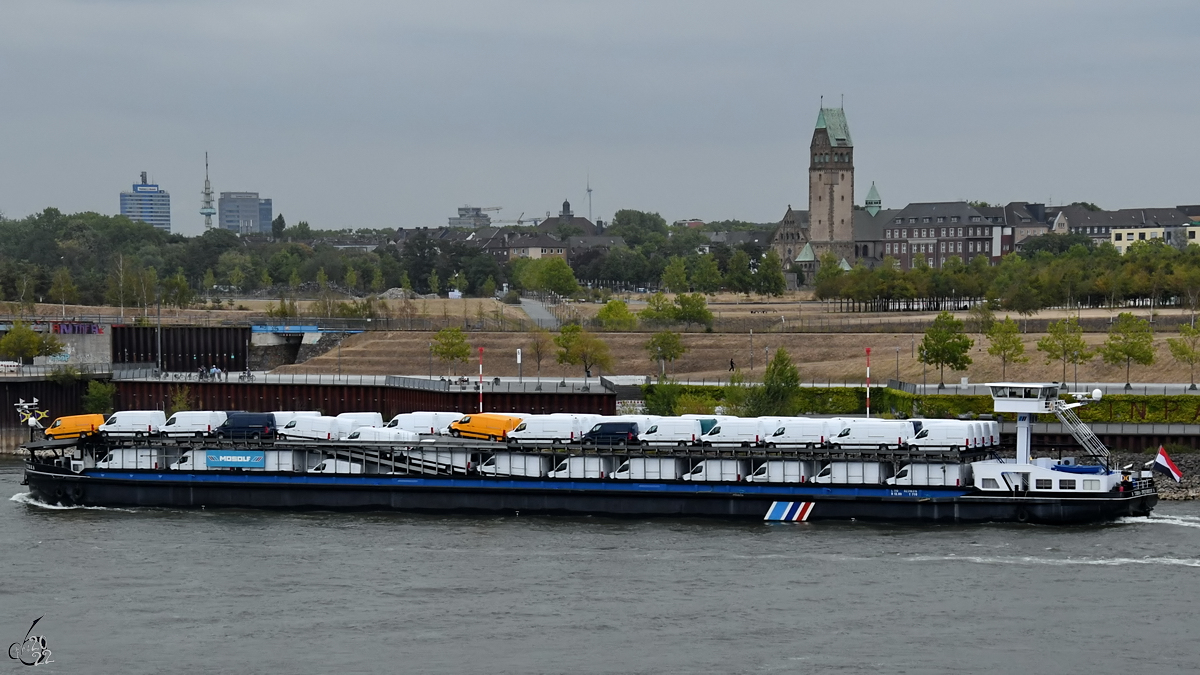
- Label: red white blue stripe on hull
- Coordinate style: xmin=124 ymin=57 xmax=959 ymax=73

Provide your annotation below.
xmin=765 ymin=501 xmax=815 ymax=521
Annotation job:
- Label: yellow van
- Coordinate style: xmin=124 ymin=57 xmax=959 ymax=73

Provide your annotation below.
xmin=44 ymin=414 xmax=106 ymax=440
xmin=447 ymin=413 xmax=523 ymax=442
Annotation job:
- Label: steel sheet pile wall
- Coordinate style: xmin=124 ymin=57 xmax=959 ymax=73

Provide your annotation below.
xmin=115 ymin=381 xmax=615 ymax=417
xmin=111 ymin=326 xmax=250 ymax=372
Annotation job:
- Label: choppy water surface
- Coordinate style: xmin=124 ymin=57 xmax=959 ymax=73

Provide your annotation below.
xmin=2 ymin=457 xmax=1197 ymax=674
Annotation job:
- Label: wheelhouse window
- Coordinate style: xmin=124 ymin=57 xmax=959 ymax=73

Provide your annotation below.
xmin=982 ymin=478 xmax=999 ymax=489
xmin=1035 ymin=479 xmax=1052 ymax=490
xmin=1059 ymin=479 xmax=1077 ymax=490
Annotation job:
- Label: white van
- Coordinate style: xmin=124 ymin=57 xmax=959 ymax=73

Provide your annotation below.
xmin=98 ymin=410 xmax=167 ymax=438
xmin=764 ymin=418 xmax=833 ymax=448
xmin=886 ymin=463 xmax=968 ymax=486
xmin=700 ymin=419 xmax=773 ymax=447
xmin=906 ymin=421 xmax=975 ymax=450
xmin=827 ymin=419 xmax=916 ymax=450
xmin=548 ymin=456 xmax=614 ymax=479
xmin=344 ymin=427 xmax=419 ymax=443
xmin=335 ymin=412 xmax=383 ymax=436
xmin=680 ymin=414 xmax=737 ymax=435
xmin=613 ymin=457 xmax=686 ymax=480
xmin=986 ymin=420 xmax=999 ymax=446
xmin=507 ymin=414 xmax=599 ymax=445
xmin=399 ymin=449 xmax=472 ymax=474
xmin=271 ymin=411 xmax=322 ymax=428
xmin=280 ymin=416 xmax=342 ymax=440
xmin=638 ymin=418 xmax=703 ymax=447
xmin=96 ymin=448 xmax=160 ymax=469
xmin=746 ymin=460 xmax=822 ymax=483
xmin=811 ymin=461 xmax=892 ymax=484
xmin=478 ymin=453 xmax=552 ymax=477
xmin=386 ymin=411 xmax=463 ymax=435
xmin=682 ymin=459 xmax=751 ymax=482
xmin=161 ymin=411 xmax=227 ymax=438
xmin=308 ymin=459 xmax=363 ymax=474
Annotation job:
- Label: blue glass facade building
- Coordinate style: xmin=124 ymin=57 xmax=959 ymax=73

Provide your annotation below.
xmin=119 ymin=172 xmax=171 ymax=231
xmin=219 ymin=192 xmax=273 ymax=234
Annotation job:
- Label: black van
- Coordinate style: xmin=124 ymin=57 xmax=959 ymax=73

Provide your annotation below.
xmin=215 ymin=412 xmax=276 ymax=440
xmin=582 ymin=421 xmax=640 ymax=446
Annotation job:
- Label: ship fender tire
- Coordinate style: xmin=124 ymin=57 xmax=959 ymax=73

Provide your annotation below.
xmin=71 ymin=486 xmax=83 ymax=501
xmin=54 ymin=487 xmax=64 ymax=501
xmin=1016 ymin=509 xmax=1029 ymax=523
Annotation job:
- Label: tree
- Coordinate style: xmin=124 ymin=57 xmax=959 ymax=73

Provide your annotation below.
xmin=986 ymin=317 xmax=1027 ymax=379
xmin=167 ymin=385 xmax=197 ymax=416
xmin=202 ymin=269 xmax=217 ymax=299
xmin=966 ymin=303 xmax=995 ymax=335
xmin=813 ymin=251 xmax=845 ymax=300
xmin=260 ymin=268 xmax=273 ymax=289
xmin=691 ymin=254 xmax=722 ymax=294
xmin=645 ymin=330 xmax=686 ymax=374
xmin=449 ymin=269 xmax=467 ymax=293
xmin=228 ymin=266 xmax=246 ymax=292
xmin=480 ymin=275 xmax=497 ymax=298
xmin=725 ymin=250 xmax=754 ymax=293
xmin=638 ymin=292 xmax=677 ymax=326
xmin=370 ymin=267 xmax=385 ymax=293
xmin=316 ymin=267 xmax=329 ymax=290
xmin=271 ymin=214 xmax=286 ymax=239
xmin=918 ymin=311 xmax=974 ymax=386
xmin=428 ymin=270 xmax=440 ymax=295
xmin=1100 ymin=312 xmax=1155 ymax=385
xmin=597 ymin=299 xmax=638 ymax=330
xmin=746 ymin=348 xmax=801 ymax=417
xmin=674 ymin=293 xmax=714 ymax=329
xmin=344 ymin=267 xmax=359 ymax=291
xmin=0 ymin=322 xmax=62 ymax=362
xmin=48 ymin=267 xmax=79 ymax=313
xmin=755 ymin=249 xmax=787 ymax=296
xmin=661 ymin=256 xmax=689 ymax=293
xmin=288 ymin=269 xmax=301 ymax=290
xmin=81 ymin=380 xmax=117 ymax=415
xmin=554 ymin=324 xmax=613 ymax=380
xmin=162 ymin=268 xmax=194 ymax=309
xmin=1036 ymin=317 xmax=1093 ymax=383
xmin=431 ymin=327 xmax=471 ymax=375
xmin=525 ymin=258 xmax=578 ymax=296
xmin=1168 ymin=323 xmax=1200 ymax=387
xmin=527 ymin=327 xmax=553 ymax=381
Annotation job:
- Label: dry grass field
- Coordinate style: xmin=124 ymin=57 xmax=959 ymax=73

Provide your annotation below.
xmin=281 ymin=326 xmax=1198 ymax=385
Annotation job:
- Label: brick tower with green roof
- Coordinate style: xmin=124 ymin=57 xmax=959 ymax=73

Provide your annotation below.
xmin=808 ymin=106 xmax=856 ymax=262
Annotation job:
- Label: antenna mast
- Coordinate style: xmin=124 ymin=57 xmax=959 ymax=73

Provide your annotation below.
xmin=586 ymin=174 xmax=593 ymax=223
xmin=200 ymin=153 xmax=216 ymax=230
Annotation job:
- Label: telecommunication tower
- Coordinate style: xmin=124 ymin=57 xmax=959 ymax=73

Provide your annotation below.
xmin=199 ymin=153 xmax=216 ymax=229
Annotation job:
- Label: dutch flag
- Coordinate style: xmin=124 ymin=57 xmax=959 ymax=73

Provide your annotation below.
xmin=1153 ymin=446 xmax=1183 ymax=483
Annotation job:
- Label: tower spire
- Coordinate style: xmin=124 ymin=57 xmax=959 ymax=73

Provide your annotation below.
xmin=200 ymin=152 xmax=216 ymax=230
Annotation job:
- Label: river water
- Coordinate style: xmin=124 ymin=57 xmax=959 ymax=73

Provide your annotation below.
xmin=2 ymin=456 xmax=1197 ymax=675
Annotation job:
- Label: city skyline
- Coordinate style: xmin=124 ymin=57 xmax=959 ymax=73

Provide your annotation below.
xmin=1 ymin=1 xmax=1196 ymax=236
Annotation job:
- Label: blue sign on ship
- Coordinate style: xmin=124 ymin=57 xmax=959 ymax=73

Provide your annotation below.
xmin=205 ymin=450 xmax=266 ymax=468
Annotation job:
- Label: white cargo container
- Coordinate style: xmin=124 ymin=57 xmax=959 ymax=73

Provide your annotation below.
xmin=308 ymin=459 xmax=363 ymax=474
xmin=547 ymin=456 xmax=614 ymax=479
xmin=507 ymin=414 xmax=599 ymax=445
xmin=385 ymin=411 xmax=463 ymax=435
xmin=638 ymin=418 xmax=703 ymax=447
xmin=161 ymin=411 xmax=227 ymax=438
xmin=271 ymin=411 xmax=322 ymax=428
xmin=682 ymin=459 xmax=751 ymax=482
xmin=344 ymin=427 xmax=419 ymax=443
xmin=700 ymin=419 xmax=772 ymax=447
xmin=98 ymin=410 xmax=167 ymax=438
xmin=827 ymin=419 xmax=915 ymax=450
xmin=612 ymin=457 xmax=686 ymax=480
xmin=886 ymin=463 xmax=968 ymax=486
xmin=478 ymin=453 xmax=552 ymax=477
xmin=810 ymin=461 xmax=892 ymax=484
xmin=764 ymin=418 xmax=834 ymax=448
xmin=746 ymin=460 xmax=822 ymax=483
xmin=96 ymin=448 xmax=160 ymax=469
xmin=280 ymin=416 xmax=343 ymax=440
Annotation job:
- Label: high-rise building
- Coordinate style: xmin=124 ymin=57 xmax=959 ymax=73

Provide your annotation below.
xmin=120 ymin=172 xmax=171 ymax=231
xmin=218 ymin=192 xmax=272 ymax=234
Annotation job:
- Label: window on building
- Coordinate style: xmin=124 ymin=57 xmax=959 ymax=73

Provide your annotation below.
xmin=940 ymin=242 xmax=946 ymax=252
xmin=1150 ymin=232 xmax=1159 ymax=239
xmin=957 ymin=242 xmax=962 ymax=252
xmin=894 ymin=218 xmax=903 ymax=224
xmin=937 ymin=217 xmax=945 ymax=223
xmin=951 ymin=216 xmax=960 ymax=223
xmin=885 ymin=243 xmax=891 ymax=254
xmin=1114 ymin=233 xmax=1122 ymax=241
xmin=901 ymin=243 xmax=907 ymax=253
xmin=985 ymin=241 xmax=990 ymax=251
xmin=957 ymin=228 xmax=963 ymax=237
xmin=970 ymin=216 xmax=981 ymax=222
xmin=1191 ymin=230 xmax=1197 ymax=240
xmin=909 ymin=218 xmax=917 ymax=224
xmin=886 ymin=229 xmax=891 ymax=239
xmin=923 ymin=217 xmax=931 ymax=223
xmin=1139 ymin=232 xmax=1146 ymax=240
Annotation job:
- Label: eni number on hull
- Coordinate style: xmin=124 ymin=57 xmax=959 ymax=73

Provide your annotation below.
xmin=21 ymin=384 xmax=1157 ymax=524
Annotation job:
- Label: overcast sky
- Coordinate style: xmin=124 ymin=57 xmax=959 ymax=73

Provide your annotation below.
xmin=1 ymin=1 xmax=1196 ymax=236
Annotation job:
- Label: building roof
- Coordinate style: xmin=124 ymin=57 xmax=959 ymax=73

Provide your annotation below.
xmin=886 ymin=201 xmax=988 ymax=225
xmin=853 ymin=208 xmax=899 ymax=242
xmin=1054 ymin=206 xmax=1190 ymax=228
xmin=795 ymin=242 xmax=815 ymax=262
xmin=815 ymin=108 xmax=852 ymax=147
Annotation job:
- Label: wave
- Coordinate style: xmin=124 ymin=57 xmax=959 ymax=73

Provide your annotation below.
xmin=908 ymin=554 xmax=1200 ymax=568
xmin=1118 ymin=514 xmax=1200 ymax=529
xmin=8 ymin=492 xmax=130 ymax=512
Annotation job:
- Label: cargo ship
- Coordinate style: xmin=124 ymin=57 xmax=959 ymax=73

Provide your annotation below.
xmin=20 ymin=383 xmax=1158 ymax=524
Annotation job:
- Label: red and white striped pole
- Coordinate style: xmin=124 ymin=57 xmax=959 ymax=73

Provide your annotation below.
xmin=478 ymin=347 xmax=484 ymax=413
xmin=865 ymin=347 xmax=871 ymax=419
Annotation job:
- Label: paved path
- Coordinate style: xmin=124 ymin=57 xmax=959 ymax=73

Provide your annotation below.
xmin=520 ymin=298 xmax=561 ymax=329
